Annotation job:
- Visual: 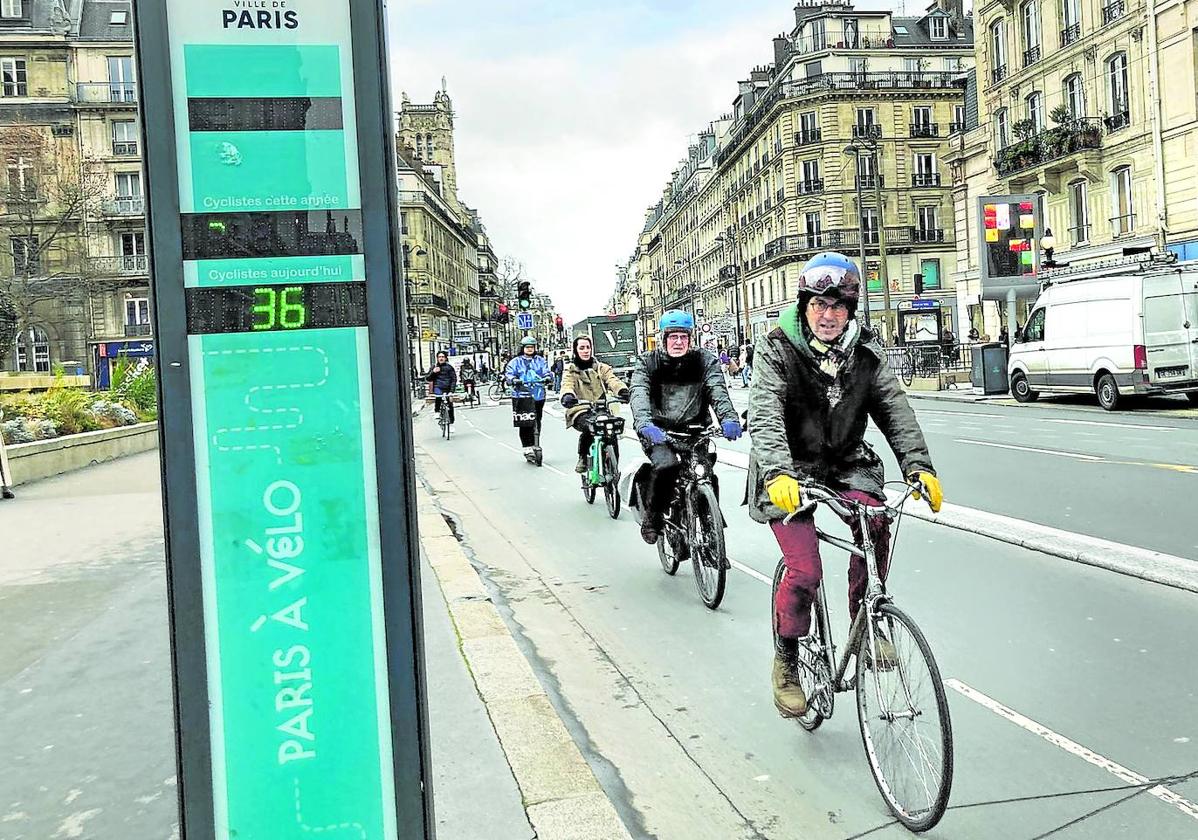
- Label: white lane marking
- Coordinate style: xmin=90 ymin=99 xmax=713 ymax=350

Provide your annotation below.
xmin=945 ymin=679 xmax=1198 ymax=821
xmin=729 ymin=559 xmax=772 ymax=585
xmin=922 ymin=408 xmax=1183 ymax=433
xmin=954 ymin=439 xmax=1104 ymax=462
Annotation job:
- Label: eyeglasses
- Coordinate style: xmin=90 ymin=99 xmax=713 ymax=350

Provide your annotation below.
xmin=665 ymin=333 xmax=691 ymax=341
xmin=809 ymin=298 xmax=849 ymax=316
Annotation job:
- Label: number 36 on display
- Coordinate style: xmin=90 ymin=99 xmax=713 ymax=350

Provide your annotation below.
xmin=252 ymin=286 xmax=308 ymax=331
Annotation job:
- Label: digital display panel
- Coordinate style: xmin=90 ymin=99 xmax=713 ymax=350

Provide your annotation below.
xmin=978 ymin=194 xmax=1042 ymax=300
xmin=181 ymin=210 xmax=363 ymax=261
xmin=185 ymin=281 xmax=366 ymax=334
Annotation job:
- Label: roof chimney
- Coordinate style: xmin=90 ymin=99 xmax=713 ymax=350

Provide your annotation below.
xmin=773 ymin=35 xmax=791 ymax=66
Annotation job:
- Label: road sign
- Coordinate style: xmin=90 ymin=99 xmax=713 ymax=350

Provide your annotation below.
xmin=701 ymin=323 xmax=712 ymax=333
xmin=911 ymin=299 xmax=940 ymax=309
xmin=515 ymin=312 xmax=535 ymax=331
xmin=134 ymin=1 xmax=432 ymax=837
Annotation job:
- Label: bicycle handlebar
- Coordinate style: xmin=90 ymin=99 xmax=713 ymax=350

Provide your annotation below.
xmin=781 ymin=480 xmax=923 ymax=524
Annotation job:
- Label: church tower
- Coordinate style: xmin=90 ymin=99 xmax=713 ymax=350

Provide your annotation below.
xmin=397 ymin=81 xmax=459 ymax=209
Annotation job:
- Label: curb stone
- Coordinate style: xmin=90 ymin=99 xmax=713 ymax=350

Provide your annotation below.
xmin=417 ymin=491 xmax=634 ymax=840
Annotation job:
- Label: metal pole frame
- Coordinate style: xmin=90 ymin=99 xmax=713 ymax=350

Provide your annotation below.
xmin=132 ymin=1 xmax=434 ymax=836
xmin=852 ymin=158 xmax=872 ymax=332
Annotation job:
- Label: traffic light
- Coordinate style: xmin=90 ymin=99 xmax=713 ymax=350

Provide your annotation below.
xmin=496 ymin=303 xmax=510 ymax=323
xmin=554 ymin=314 xmax=563 ymax=332
xmin=517 ymin=281 xmax=532 ymax=311
xmin=914 ymin=273 xmax=924 ymax=295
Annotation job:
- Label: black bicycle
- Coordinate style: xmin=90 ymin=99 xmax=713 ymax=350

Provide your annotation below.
xmin=426 ymin=391 xmax=453 ymax=440
xmin=574 ymin=397 xmax=624 ymax=519
xmin=655 ymin=426 xmax=728 ymax=610
xmin=770 ymin=480 xmax=953 ymax=832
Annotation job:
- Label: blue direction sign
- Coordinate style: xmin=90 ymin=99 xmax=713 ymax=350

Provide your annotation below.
xmin=134 ymin=1 xmax=432 ymax=838
xmin=516 ymin=312 xmax=535 ymax=331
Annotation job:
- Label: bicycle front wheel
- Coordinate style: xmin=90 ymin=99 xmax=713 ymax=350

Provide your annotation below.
xmin=487 ymin=382 xmax=504 ymax=401
xmin=689 ymin=484 xmax=726 ymax=610
xmin=900 ymin=355 xmax=914 ymax=386
xmin=603 ymin=445 xmax=620 ymax=519
xmin=856 ymin=602 xmax=953 ymax=833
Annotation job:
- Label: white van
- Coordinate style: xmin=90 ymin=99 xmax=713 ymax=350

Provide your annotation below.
xmin=1008 ymin=268 xmax=1198 ymax=410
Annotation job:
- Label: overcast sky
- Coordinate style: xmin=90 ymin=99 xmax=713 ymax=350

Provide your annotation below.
xmin=387 ymin=0 xmax=905 ymax=323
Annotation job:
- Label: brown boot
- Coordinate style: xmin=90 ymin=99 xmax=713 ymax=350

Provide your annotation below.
xmin=772 ymin=653 xmax=808 ymax=717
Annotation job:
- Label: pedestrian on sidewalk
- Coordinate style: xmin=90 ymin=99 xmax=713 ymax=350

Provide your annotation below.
xmin=741 ymin=343 xmax=754 ymax=387
xmin=551 ymin=352 xmax=565 ymax=393
xmin=967 ymin=326 xmax=980 ymax=343
xmin=0 ymin=408 xmax=14 ymax=500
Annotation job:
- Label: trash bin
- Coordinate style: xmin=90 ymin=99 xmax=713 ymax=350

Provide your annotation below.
xmin=979 ymin=343 xmax=1009 ymax=395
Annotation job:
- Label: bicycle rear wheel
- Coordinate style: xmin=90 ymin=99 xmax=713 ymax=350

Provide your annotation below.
xmin=689 ymin=484 xmax=726 ymax=610
xmin=603 ymin=444 xmax=620 ymax=519
xmin=657 ymin=522 xmax=683 ymax=575
xmin=582 ymin=475 xmax=596 ymax=505
xmin=772 ymin=560 xmax=833 ymax=731
xmin=900 ymin=355 xmax=914 ymax=386
xmin=856 ymin=602 xmax=953 ymax=833
xmin=487 ymin=382 xmax=504 ymax=401
xmin=442 ymin=408 xmax=451 ymax=439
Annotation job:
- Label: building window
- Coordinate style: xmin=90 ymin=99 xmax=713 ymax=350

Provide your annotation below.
xmin=990 ymin=19 xmax=1008 ymax=79
xmin=861 ymin=208 xmax=879 ymax=244
xmin=1065 ymin=74 xmax=1085 ymax=118
xmin=1026 ymin=92 xmax=1044 ymax=133
xmin=120 ymin=231 xmax=145 ymax=256
xmin=107 ymin=56 xmax=135 ymax=102
xmin=109 ymin=9 xmax=127 ymax=24
xmin=851 ymin=57 xmax=867 ymax=78
xmin=811 ymin=18 xmax=826 ymax=50
xmin=5 ymin=154 xmax=34 ymax=196
xmin=913 ymin=106 xmax=932 ymax=128
xmin=111 ymin=120 xmax=138 ymax=155
xmin=14 ymin=324 xmax=49 ymax=372
xmin=1 ymin=58 xmax=27 ymax=97
xmin=1062 ymin=0 xmax=1081 ymax=31
xmin=10 ymin=234 xmax=37 ymax=273
xmin=1106 ymin=52 xmax=1129 ymax=120
xmin=125 ymin=297 xmax=150 ymax=326
xmin=1 ymin=0 xmax=22 ymax=19
xmin=920 ymin=258 xmax=942 ymax=290
xmin=995 ymin=107 xmax=1010 ymax=149
xmin=1068 ymin=179 xmax=1090 ymax=244
xmin=805 ymin=211 xmax=822 ymax=248
xmin=918 ymin=206 xmax=940 ymax=234
xmin=1110 ymin=166 xmax=1133 ymax=235
xmin=951 ymin=104 xmax=966 ymax=133
xmin=931 ymin=15 xmax=947 ymax=40
xmin=115 ymin=171 xmax=141 ymax=197
xmin=800 ymin=158 xmax=821 ymax=189
xmin=1021 ymin=1 xmax=1041 ymax=64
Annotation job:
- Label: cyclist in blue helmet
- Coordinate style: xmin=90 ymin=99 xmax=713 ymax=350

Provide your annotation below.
xmin=628 ymin=309 xmax=741 ymax=545
xmin=746 ymin=251 xmax=943 ymax=718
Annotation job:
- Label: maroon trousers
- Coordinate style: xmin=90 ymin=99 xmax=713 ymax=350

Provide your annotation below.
xmin=770 ymin=489 xmax=891 ymax=639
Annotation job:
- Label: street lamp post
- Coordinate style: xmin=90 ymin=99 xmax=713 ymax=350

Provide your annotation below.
xmin=402 ymin=243 xmax=428 ymax=380
xmin=716 ymin=229 xmax=751 ymax=346
xmin=843 ymin=145 xmax=873 ymax=333
xmin=844 ymin=141 xmax=889 ymax=340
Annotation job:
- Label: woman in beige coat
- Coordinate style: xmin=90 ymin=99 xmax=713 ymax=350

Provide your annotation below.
xmin=559 ymin=335 xmax=629 ymax=473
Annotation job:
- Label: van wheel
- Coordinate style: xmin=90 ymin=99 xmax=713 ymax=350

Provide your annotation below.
xmin=1095 ymin=373 xmax=1121 ymax=411
xmin=1011 ymin=373 xmax=1038 ymax=403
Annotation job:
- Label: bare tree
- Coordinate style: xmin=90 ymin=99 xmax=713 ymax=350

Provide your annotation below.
xmin=0 ymin=121 xmax=108 ymax=367
xmin=494 ymin=255 xmax=526 ymax=298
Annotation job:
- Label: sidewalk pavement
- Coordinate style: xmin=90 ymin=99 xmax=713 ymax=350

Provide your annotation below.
xmin=418 ymin=485 xmax=633 ymax=840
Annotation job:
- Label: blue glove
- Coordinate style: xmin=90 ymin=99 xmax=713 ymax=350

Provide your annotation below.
xmin=721 ymin=419 xmax=743 ymax=441
xmin=640 ymin=424 xmax=668 ymax=446
xmin=560 ymin=394 xmax=578 ymax=409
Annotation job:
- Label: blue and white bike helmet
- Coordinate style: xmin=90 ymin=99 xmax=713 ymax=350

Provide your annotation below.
xmin=659 ymin=309 xmax=695 ymax=335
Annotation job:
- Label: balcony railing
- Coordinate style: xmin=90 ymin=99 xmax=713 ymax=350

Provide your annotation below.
xmin=1104 ymin=111 xmax=1130 ymax=133
xmin=1110 ymin=213 xmax=1136 ymax=237
xmin=112 ymin=141 xmax=138 ymax=156
xmin=91 ymin=254 xmax=148 ymax=274
xmin=763 ymin=227 xmax=936 ymax=262
xmin=994 ymin=118 xmax=1103 ymax=177
xmin=1102 ymin=0 xmax=1125 ymax=24
xmin=103 ymin=196 xmax=144 ymax=216
xmin=410 ymin=292 xmax=450 ymax=312
xmin=991 ymin=65 xmax=1008 ymax=85
xmin=949 ymin=121 xmax=965 ymax=134
xmin=910 ymin=123 xmax=939 ymax=138
xmin=856 ymin=174 xmax=885 ymax=189
xmin=852 ymin=124 xmax=882 ymax=139
xmin=797 ymin=178 xmax=825 ymax=194
xmin=1023 ymin=46 xmax=1042 ymax=67
xmin=912 ymin=172 xmax=941 ymax=187
xmin=74 ymin=83 xmax=137 ymax=105
xmin=124 ymin=322 xmax=152 ymax=337
xmin=795 ymin=127 xmax=823 ymax=145
xmin=912 ymin=227 xmax=945 ymax=243
xmin=1061 ymin=24 xmax=1081 ymax=46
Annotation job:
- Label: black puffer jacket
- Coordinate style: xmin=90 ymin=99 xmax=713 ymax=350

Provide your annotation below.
xmin=629 ymin=348 xmax=738 ymax=433
xmin=746 ymin=302 xmax=933 ymax=523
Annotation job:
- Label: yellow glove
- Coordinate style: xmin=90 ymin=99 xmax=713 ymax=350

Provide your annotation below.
xmin=766 ymin=475 xmax=802 ymax=514
xmin=910 ymin=472 xmax=943 ymax=513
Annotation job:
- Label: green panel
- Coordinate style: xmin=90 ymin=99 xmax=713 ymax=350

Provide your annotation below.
xmin=189 ymin=130 xmax=349 ymax=209
xmin=188 ymin=255 xmax=364 ymax=289
xmin=868 ymin=278 xmax=883 ymax=292
xmin=195 ymin=328 xmax=390 ymax=838
xmin=921 ymin=259 xmax=941 ymax=290
xmin=185 ymin=45 xmax=342 ymax=98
